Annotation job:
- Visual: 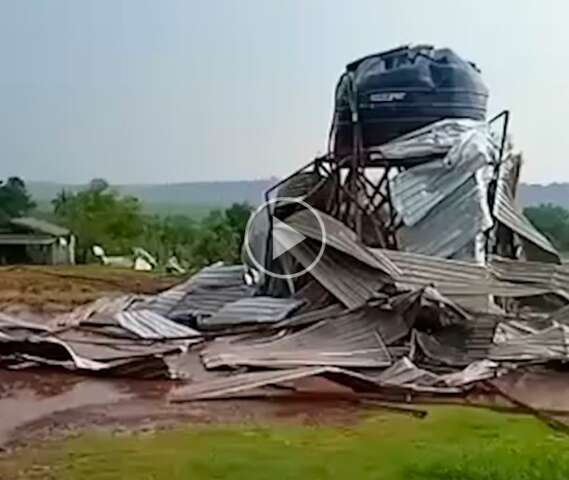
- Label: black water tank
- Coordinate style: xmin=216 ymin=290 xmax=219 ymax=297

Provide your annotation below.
xmin=332 ymin=45 xmax=489 ymax=157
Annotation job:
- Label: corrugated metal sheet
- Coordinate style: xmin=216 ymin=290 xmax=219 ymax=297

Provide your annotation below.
xmin=390 ymin=125 xmax=496 ymax=227
xmin=201 ymin=309 xmax=392 ymax=369
xmin=135 ymin=287 xmax=188 ymax=315
xmin=413 ymin=330 xmax=470 ymax=367
xmin=463 ymin=314 xmax=499 ymax=361
xmin=490 ymin=256 xmax=569 ymax=299
xmin=273 ymin=304 xmax=345 ymax=329
xmin=374 ymin=357 xmax=440 ymax=386
xmin=364 ymin=305 xmax=411 ymax=345
xmin=115 ymin=309 xmax=201 ymax=340
xmin=189 ymin=264 xmax=248 ymax=288
xmin=292 ymin=279 xmax=338 ymax=310
xmin=438 ymin=360 xmax=499 ymax=387
xmin=167 ymin=285 xmax=255 ymax=319
xmin=377 ymin=356 xmax=497 ymax=392
xmin=493 ymin=321 xmax=539 ymax=343
xmin=0 ymin=234 xmax=56 ymax=245
xmin=286 ymin=209 xmax=401 ymax=279
xmin=494 ymin=158 xmax=560 ymax=261
xmin=136 ymin=285 xmax=189 ymax=317
xmin=489 ymin=324 xmax=569 ymax=361
xmin=137 ymin=264 xmax=249 ymax=316
xmin=378 ymin=249 xmax=492 ymax=311
xmin=10 ymin=217 xmax=70 ymax=236
xmin=198 ymin=296 xmax=305 ymax=329
xmin=288 ymin=240 xmax=389 ymax=309
xmin=490 ymin=255 xmax=558 ymax=284
xmin=547 ymin=304 xmax=569 ymax=325
xmin=0 ymin=325 xmax=181 ymax=378
xmin=368 ymin=119 xmax=485 ymax=160
xmin=398 ymin=177 xmax=490 ymax=259
xmin=277 ymin=171 xmax=324 ymax=199
xmin=372 ymin=249 xmax=562 ymax=311
xmin=380 ymin=249 xmax=489 ymax=287
xmin=169 ymin=366 xmax=382 ymax=402
xmin=428 ymin=313 xmax=498 ymax=363
xmin=0 ymin=313 xmax=51 ymax=336
xmin=53 ymin=294 xmax=141 ymax=327
xmin=54 ymin=328 xmax=185 ymax=360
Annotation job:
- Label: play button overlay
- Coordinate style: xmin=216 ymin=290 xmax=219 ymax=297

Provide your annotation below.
xmin=272 ymin=217 xmax=306 ymax=260
xmin=244 ymin=197 xmax=326 ymax=279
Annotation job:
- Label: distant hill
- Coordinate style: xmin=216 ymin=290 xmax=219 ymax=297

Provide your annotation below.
xmin=517 ymin=183 xmax=569 ymax=209
xmin=27 ymin=179 xmax=569 ymax=216
xmin=28 ymin=179 xmax=276 ymax=217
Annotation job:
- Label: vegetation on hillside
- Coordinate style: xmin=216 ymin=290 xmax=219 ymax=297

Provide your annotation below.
xmin=51 ymin=179 xmax=252 ymax=268
xmin=0 ymin=177 xmax=36 ymax=222
xmin=5 ymin=176 xmax=569 ymax=266
xmin=524 ymin=203 xmax=569 ymax=251
xmin=27 ymin=178 xmax=273 ymax=210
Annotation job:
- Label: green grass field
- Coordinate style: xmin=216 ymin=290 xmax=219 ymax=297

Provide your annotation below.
xmin=2 ymin=405 xmax=569 ymax=479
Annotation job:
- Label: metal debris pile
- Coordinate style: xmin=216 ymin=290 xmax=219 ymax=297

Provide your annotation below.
xmin=2 ymin=118 xmax=569 ymax=408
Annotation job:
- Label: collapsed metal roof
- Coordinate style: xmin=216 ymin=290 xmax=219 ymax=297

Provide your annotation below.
xmin=3 ymin=112 xmax=569 ymax=423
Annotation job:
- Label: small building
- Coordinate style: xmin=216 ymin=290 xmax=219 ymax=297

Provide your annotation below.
xmin=0 ymin=217 xmax=75 ymax=265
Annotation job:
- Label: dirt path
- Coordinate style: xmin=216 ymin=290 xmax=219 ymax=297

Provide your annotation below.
xmin=0 ymin=266 xmax=178 ymax=316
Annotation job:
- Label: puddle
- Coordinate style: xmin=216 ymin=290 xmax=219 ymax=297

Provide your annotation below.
xmin=0 ymin=370 xmax=176 ymax=444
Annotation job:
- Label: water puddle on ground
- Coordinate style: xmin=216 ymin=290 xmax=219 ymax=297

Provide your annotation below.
xmin=0 ymin=370 xmax=176 ymax=444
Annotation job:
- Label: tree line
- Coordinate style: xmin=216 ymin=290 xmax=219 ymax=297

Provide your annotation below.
xmin=3 ymin=177 xmax=569 ymax=267
xmin=1 ymin=177 xmax=252 ymax=270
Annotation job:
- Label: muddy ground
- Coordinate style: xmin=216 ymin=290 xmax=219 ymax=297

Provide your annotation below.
xmin=0 ymin=369 xmax=376 ymax=451
xmin=2 ymin=267 xmax=569 ymax=453
xmin=3 ymin=365 xmax=569 ymax=453
xmin=0 ymin=267 xmax=374 ymax=451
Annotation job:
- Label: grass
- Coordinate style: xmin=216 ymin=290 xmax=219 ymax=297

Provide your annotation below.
xmin=2 ymin=406 xmax=569 ymax=479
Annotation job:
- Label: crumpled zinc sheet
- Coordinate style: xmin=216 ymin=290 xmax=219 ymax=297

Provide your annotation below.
xmin=385 ymin=119 xmax=497 ymax=261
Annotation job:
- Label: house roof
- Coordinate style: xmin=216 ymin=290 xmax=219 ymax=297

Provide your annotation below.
xmin=0 ymin=234 xmax=56 ymax=246
xmin=9 ymin=217 xmax=70 ymax=237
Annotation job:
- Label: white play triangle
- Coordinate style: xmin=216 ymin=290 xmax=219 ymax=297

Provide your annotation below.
xmin=272 ymin=217 xmax=306 ymax=260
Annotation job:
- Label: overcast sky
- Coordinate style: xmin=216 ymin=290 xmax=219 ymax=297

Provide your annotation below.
xmin=0 ymin=0 xmax=566 ymax=184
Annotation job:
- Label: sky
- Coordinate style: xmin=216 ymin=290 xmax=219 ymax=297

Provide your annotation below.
xmin=0 ymin=0 xmax=566 ymax=185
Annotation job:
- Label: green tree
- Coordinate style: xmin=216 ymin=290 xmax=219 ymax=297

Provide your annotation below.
xmin=140 ymin=214 xmax=198 ymax=264
xmin=524 ymin=203 xmax=569 ymax=250
xmin=0 ymin=177 xmax=36 ymax=221
xmin=225 ymin=202 xmax=253 ymax=247
xmin=191 ymin=203 xmax=253 ymax=266
xmin=192 ymin=209 xmax=240 ymax=265
xmin=52 ymin=180 xmax=145 ymax=262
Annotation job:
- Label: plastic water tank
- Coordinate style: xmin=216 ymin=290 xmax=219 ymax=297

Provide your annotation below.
xmin=332 ymin=45 xmax=489 ymax=157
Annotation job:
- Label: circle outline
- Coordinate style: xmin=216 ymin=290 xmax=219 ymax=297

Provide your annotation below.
xmin=244 ymin=197 xmax=327 ymax=280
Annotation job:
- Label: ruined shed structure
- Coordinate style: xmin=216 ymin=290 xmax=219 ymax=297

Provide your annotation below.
xmin=0 ymin=217 xmax=75 ymax=265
